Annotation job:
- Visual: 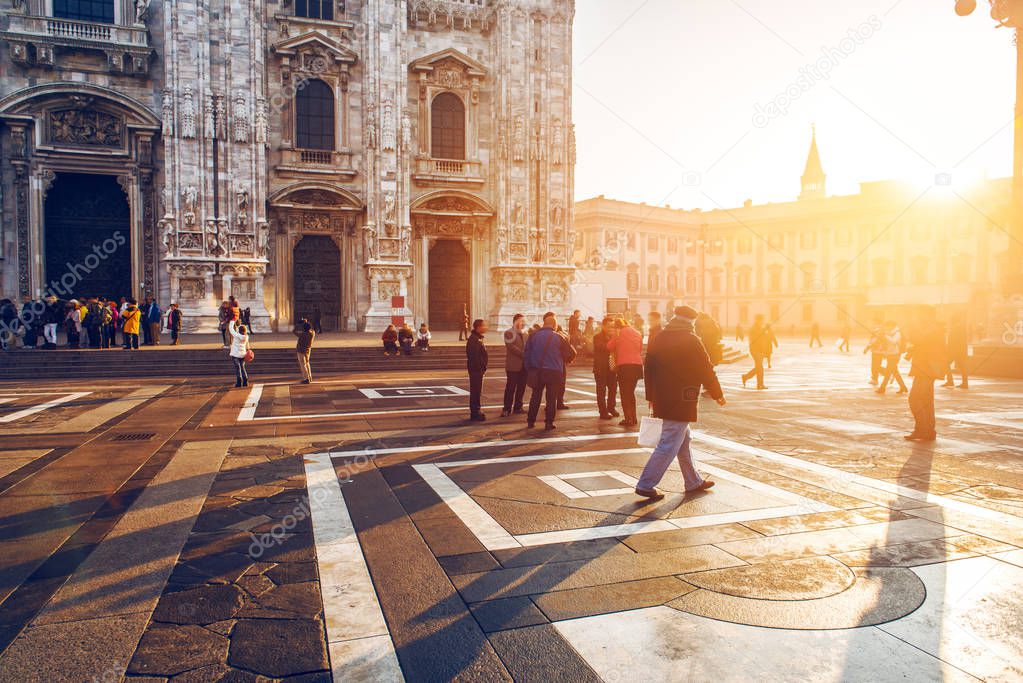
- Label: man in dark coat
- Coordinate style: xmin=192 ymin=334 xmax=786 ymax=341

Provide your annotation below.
xmin=905 ymin=307 xmax=946 ymax=442
xmin=943 ymin=313 xmax=969 ymax=389
xmin=636 ymin=305 xmax=726 ymax=500
xmin=501 ymin=314 xmax=528 ymax=417
xmin=592 ymin=316 xmax=619 ymax=419
xmin=466 ymin=318 xmax=489 ymax=422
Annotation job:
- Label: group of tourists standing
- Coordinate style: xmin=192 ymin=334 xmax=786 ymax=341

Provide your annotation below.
xmin=0 ymin=295 xmax=177 ymax=351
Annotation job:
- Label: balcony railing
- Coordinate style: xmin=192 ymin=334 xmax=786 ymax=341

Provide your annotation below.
xmin=412 ymin=157 xmax=485 ymax=185
xmin=5 ymin=14 xmax=149 ymax=47
xmin=276 ymin=148 xmax=357 ymax=180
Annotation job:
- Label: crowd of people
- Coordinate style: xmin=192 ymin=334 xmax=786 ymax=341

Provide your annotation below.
xmin=0 ymin=295 xmax=178 ymax=351
xmin=463 ymin=305 xmax=726 ymax=498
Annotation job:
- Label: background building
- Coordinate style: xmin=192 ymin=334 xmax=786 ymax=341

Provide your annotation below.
xmin=0 ymin=0 xmax=576 ymax=331
xmin=575 ymin=131 xmax=1011 ymax=337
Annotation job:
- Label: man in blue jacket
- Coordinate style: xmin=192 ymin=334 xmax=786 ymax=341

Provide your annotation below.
xmin=145 ymin=297 xmax=162 ymax=345
xmin=524 ymin=312 xmax=576 ymax=431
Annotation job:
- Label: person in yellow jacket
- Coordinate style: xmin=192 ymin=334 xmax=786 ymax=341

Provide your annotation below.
xmin=121 ymin=299 xmax=141 ymax=350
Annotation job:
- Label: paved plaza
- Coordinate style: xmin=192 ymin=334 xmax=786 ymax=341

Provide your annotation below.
xmin=0 ymin=344 xmax=1022 ymax=681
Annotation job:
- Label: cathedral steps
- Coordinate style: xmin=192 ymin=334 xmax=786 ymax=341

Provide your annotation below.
xmin=0 ymin=346 xmax=505 ymax=380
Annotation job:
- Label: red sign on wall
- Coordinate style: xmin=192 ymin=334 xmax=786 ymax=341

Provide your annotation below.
xmin=391 ymin=295 xmax=405 ymax=326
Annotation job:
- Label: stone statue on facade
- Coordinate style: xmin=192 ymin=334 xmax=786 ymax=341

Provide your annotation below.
xmin=257 ymin=222 xmax=270 ymax=259
xmin=235 ymin=186 xmax=249 ymax=228
xmin=182 ymin=185 xmax=198 ymax=226
xmin=161 ymin=220 xmax=176 ymax=255
xmin=399 ymin=224 xmax=411 ymax=262
xmin=363 ymin=224 xmax=377 ymax=261
xmin=205 ymin=220 xmax=221 ymax=256
xmin=134 ymin=0 xmax=151 ymax=24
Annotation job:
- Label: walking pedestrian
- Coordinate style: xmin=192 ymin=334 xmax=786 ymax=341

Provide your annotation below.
xmin=764 ymin=323 xmax=779 ymax=369
xmin=568 ymin=309 xmax=583 ymax=350
xmin=524 ymin=313 xmax=576 ymax=431
xmin=876 ymin=320 xmax=908 ymax=395
xmin=592 ymin=315 xmax=619 ymax=420
xmin=294 ymin=319 xmax=315 ymax=384
xmin=501 ymin=314 xmax=528 ymax=417
xmin=167 ymin=303 xmax=183 ymax=345
xmin=608 ymin=318 xmax=643 ymax=429
xmin=635 ymin=305 xmax=725 ymax=500
xmin=458 ymin=303 xmax=470 ymax=341
xmin=416 ymin=323 xmax=432 ymax=350
xmin=121 ymin=299 xmax=141 ymax=350
xmin=943 ymin=313 xmax=969 ymax=389
xmin=809 ymin=321 xmax=823 ymax=348
xmin=735 ymin=323 xmax=745 ymax=342
xmin=647 ymin=310 xmax=663 ymax=346
xmin=741 ymin=315 xmax=772 ymax=389
xmin=381 ymin=325 xmax=399 ymax=355
xmin=838 ymin=323 xmax=851 ymax=353
xmin=696 ymin=312 xmax=723 ymax=365
xmin=466 ymin=318 xmax=489 ymax=421
xmin=865 ymin=322 xmax=885 ymax=385
xmin=904 ymin=308 xmax=946 ymax=442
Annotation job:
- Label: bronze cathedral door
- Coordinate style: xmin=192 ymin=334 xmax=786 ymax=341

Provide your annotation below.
xmin=292 ymin=235 xmax=341 ymax=331
xmin=428 ymin=239 xmax=470 ymax=330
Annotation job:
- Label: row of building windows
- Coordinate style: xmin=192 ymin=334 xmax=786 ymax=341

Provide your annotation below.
xmin=51 ymin=0 xmax=347 ymax=25
xmin=623 ymin=256 xmax=973 ymax=294
xmin=293 ymin=79 xmax=466 ymax=159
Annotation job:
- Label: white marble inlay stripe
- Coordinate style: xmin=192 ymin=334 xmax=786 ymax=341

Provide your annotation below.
xmin=692 ymin=431 xmax=1023 ymax=525
xmin=412 ymin=463 xmax=522 ymax=550
xmin=303 ymin=453 xmax=404 ymax=682
xmin=796 ymin=418 xmax=899 ymax=435
xmin=238 ymin=383 xmax=263 ymax=421
xmin=938 ymin=410 xmax=1023 ymax=430
xmin=0 ymin=391 xmax=91 ymax=423
xmin=537 ymin=475 xmax=589 ymax=499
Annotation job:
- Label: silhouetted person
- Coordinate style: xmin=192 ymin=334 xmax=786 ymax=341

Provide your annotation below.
xmin=943 ymin=314 xmax=969 ymax=389
xmin=742 ymin=315 xmax=772 ymax=389
xmin=458 ymin=303 xmax=470 ymax=341
xmin=735 ymin=323 xmax=745 ymax=342
xmin=877 ymin=320 xmax=907 ymax=395
xmin=865 ymin=323 xmax=885 ymax=385
xmin=592 ymin=316 xmax=619 ymax=420
xmin=809 ymin=321 xmax=822 ymax=348
xmin=466 ymin=319 xmax=489 ymax=421
xmin=838 ymin=323 xmax=851 ymax=353
xmin=647 ymin=310 xmax=663 ymax=346
xmin=764 ymin=323 xmax=779 ymax=369
xmin=696 ymin=312 xmax=723 ymax=366
xmin=904 ymin=308 xmax=946 ymax=442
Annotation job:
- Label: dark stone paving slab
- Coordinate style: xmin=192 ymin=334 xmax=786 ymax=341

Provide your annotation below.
xmin=532 ymin=576 xmax=696 ymax=622
xmin=487 ymin=624 xmax=602 ymax=683
xmin=469 ymin=597 xmax=549 ymax=633
xmin=438 ymin=552 xmax=502 ymax=576
xmin=125 ymin=444 xmax=330 ymax=681
xmin=127 ymin=624 xmax=230 ymax=677
xmin=621 ymin=523 xmax=762 ymax=553
xmin=340 ymin=460 xmax=512 ymax=681
xmin=493 ymin=538 xmax=631 ymax=569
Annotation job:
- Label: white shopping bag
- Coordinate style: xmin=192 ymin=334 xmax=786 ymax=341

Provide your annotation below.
xmin=637 ymin=416 xmax=663 ymax=448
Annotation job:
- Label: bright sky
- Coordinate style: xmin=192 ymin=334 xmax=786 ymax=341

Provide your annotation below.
xmin=572 ymin=0 xmax=1017 ymax=210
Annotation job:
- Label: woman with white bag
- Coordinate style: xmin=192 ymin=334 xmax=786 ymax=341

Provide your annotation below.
xmin=635 ymin=305 xmax=726 ymax=501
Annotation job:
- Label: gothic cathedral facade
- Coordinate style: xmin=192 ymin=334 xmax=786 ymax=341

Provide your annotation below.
xmin=0 ymin=0 xmax=576 ymax=331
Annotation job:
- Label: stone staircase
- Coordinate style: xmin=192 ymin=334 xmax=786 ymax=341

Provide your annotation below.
xmin=0 ymin=345 xmax=498 ymax=380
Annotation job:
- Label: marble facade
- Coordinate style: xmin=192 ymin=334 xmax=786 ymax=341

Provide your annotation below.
xmin=0 ymin=0 xmax=576 ymax=331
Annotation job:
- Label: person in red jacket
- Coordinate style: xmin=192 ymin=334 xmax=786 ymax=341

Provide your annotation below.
xmin=636 ymin=305 xmax=726 ymax=500
xmin=381 ymin=325 xmax=399 ymax=356
xmin=607 ymin=318 xmax=644 ymax=429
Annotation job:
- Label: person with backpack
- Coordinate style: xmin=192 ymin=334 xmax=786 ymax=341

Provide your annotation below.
xmin=228 ymin=319 xmax=251 ymax=387
xmin=144 ymin=297 xmax=162 ymax=345
xmin=121 ymin=300 xmax=141 ymax=350
xmin=82 ymin=297 xmax=103 ymax=349
xmin=100 ymin=299 xmax=116 ymax=349
xmin=166 ymin=303 xmax=183 ymax=345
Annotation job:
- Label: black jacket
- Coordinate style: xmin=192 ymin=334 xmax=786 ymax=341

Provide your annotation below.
xmin=466 ymin=331 xmax=488 ymax=373
xmin=644 ymin=318 xmax=723 ymax=423
xmin=592 ymin=330 xmax=614 ymax=374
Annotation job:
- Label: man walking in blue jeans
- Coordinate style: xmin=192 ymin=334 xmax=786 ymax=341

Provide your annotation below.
xmin=636 ymin=305 xmax=726 ymax=500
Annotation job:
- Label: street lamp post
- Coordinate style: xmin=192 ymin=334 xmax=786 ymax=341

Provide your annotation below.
xmin=956 ymin=0 xmax=1023 ymax=325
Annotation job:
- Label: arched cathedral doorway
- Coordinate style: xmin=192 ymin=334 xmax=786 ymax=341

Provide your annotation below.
xmin=44 ymin=173 xmax=132 ymax=299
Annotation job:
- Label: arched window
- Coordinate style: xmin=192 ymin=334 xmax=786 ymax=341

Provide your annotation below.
xmin=54 ymin=0 xmax=114 ymax=23
xmin=431 ymin=92 xmax=466 ymax=160
xmin=295 ymin=0 xmax=333 ymax=19
xmin=296 ymin=80 xmax=335 ymax=151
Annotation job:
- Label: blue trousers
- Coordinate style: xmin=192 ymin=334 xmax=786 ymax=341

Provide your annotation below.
xmin=637 ymin=420 xmax=705 ymax=492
